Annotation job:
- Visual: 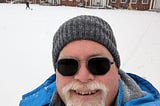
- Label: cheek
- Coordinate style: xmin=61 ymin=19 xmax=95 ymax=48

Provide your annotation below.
xmin=97 ymin=67 xmax=120 ymax=89
xmin=56 ymin=72 xmax=72 ymax=94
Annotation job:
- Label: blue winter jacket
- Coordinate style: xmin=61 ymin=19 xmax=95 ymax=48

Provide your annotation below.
xmin=19 ymin=70 xmax=160 ymax=106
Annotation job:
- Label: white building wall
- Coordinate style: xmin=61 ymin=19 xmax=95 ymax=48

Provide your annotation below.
xmin=102 ymin=0 xmax=106 ymax=7
xmin=48 ymin=0 xmax=60 ymax=5
xmin=153 ymin=0 xmax=160 ymax=9
xmin=91 ymin=0 xmax=108 ymax=7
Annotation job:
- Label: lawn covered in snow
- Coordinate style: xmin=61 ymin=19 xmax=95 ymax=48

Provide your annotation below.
xmin=0 ymin=3 xmax=160 ymax=106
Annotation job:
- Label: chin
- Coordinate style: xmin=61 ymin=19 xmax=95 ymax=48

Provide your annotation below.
xmin=62 ymin=81 xmax=108 ymax=106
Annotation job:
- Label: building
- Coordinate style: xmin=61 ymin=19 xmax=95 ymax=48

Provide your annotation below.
xmin=109 ymin=0 xmax=157 ymax=10
xmin=50 ymin=0 xmax=157 ymax=10
xmin=4 ymin=0 xmax=159 ymax=10
xmin=49 ymin=0 xmax=109 ymax=7
xmin=5 ymin=0 xmax=42 ymax=4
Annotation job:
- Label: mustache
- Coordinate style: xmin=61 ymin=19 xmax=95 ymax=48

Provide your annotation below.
xmin=62 ymin=81 xmax=107 ymax=94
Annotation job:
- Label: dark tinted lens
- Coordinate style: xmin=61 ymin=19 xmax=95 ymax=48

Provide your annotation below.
xmin=57 ymin=59 xmax=78 ymax=76
xmin=88 ymin=57 xmax=111 ymax=75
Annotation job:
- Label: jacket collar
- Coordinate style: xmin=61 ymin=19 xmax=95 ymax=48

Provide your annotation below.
xmin=118 ymin=70 xmax=146 ymax=104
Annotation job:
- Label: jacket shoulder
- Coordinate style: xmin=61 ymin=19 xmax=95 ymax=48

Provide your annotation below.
xmin=126 ymin=73 xmax=160 ymax=105
xmin=19 ymin=74 xmax=57 ymax=106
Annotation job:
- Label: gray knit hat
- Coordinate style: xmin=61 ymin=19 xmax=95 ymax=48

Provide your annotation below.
xmin=52 ymin=15 xmax=120 ymax=69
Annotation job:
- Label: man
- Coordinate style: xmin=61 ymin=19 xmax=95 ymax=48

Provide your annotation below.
xmin=20 ymin=15 xmax=160 ymax=106
xmin=25 ymin=0 xmax=30 ymax=10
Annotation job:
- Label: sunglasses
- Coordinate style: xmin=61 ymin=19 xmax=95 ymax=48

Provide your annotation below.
xmin=55 ymin=57 xmax=114 ymax=76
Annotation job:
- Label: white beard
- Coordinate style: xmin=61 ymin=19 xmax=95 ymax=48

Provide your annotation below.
xmin=62 ymin=81 xmax=108 ymax=106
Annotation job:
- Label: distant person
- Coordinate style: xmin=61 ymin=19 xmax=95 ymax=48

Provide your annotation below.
xmin=25 ymin=0 xmax=30 ymax=9
xmin=19 ymin=15 xmax=160 ymax=106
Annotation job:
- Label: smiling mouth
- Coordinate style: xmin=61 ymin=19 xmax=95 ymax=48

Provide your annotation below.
xmin=72 ymin=90 xmax=99 ymax=96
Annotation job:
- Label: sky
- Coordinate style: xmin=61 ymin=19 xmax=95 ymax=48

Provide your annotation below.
xmin=0 ymin=3 xmax=160 ymax=106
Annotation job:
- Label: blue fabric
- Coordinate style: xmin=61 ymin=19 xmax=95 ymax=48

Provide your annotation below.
xmin=19 ymin=74 xmax=57 ymax=106
xmin=123 ymin=73 xmax=160 ymax=106
xmin=117 ymin=81 xmax=123 ymax=106
xmin=19 ymin=73 xmax=160 ymax=106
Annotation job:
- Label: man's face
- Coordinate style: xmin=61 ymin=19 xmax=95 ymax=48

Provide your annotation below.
xmin=56 ymin=40 xmax=120 ymax=106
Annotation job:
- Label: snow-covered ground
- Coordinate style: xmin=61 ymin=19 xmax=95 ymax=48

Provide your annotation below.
xmin=0 ymin=3 xmax=160 ymax=106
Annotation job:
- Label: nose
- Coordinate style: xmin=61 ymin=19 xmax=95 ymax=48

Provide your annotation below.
xmin=74 ymin=62 xmax=95 ymax=82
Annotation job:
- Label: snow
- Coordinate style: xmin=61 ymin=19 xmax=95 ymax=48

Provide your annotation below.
xmin=0 ymin=3 xmax=160 ymax=106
